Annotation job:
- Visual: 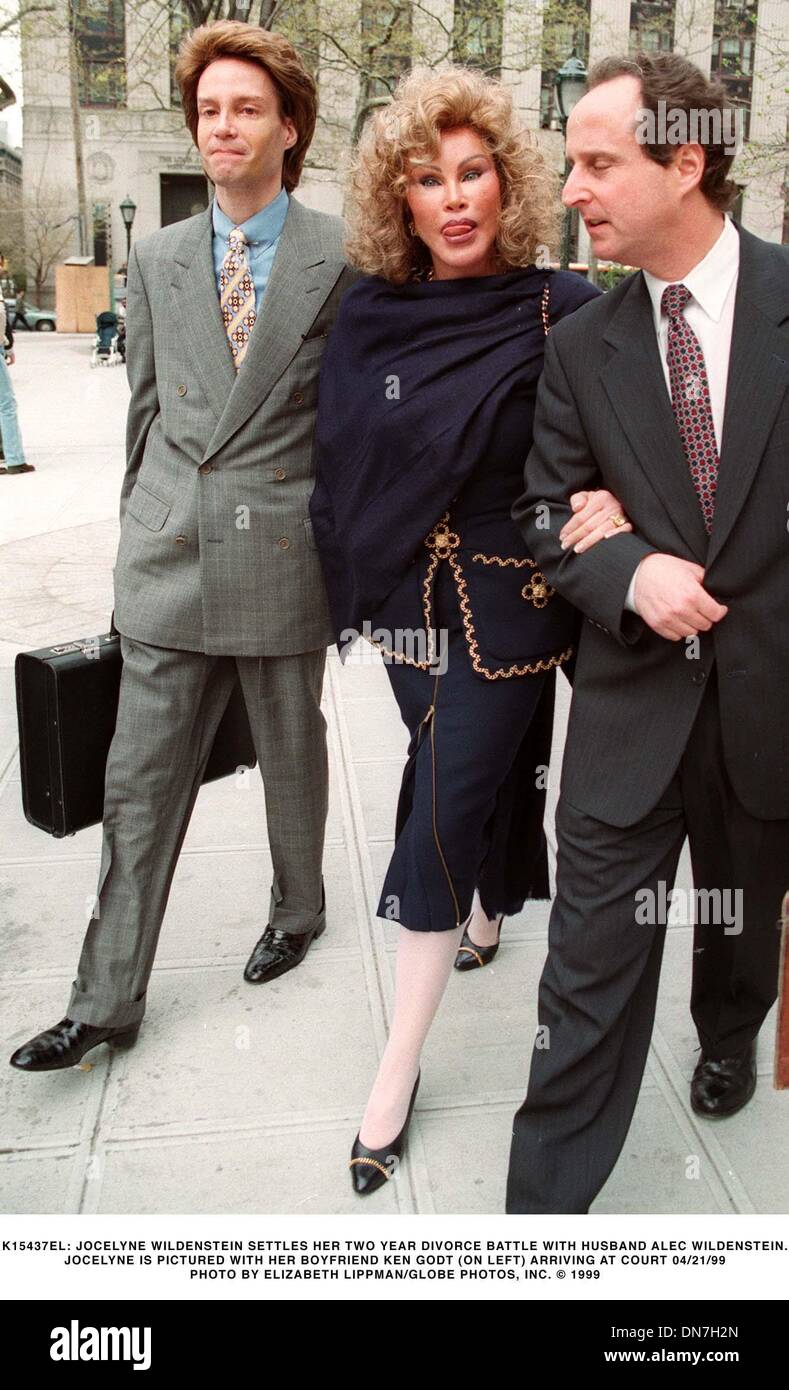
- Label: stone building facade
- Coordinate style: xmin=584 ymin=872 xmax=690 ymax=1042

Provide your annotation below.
xmin=19 ymin=0 xmax=788 ymax=302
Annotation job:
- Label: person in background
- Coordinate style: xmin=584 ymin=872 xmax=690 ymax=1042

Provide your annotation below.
xmin=0 ymin=294 xmax=34 ymax=475
xmin=11 ymin=289 xmax=31 ymax=331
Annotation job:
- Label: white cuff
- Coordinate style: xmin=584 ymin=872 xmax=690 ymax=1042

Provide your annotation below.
xmin=624 ymin=564 xmax=643 ymax=614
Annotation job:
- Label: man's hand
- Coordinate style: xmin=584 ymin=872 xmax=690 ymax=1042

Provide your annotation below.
xmin=5 ymin=350 xmax=15 ymax=366
xmin=559 ymin=489 xmax=633 ymax=553
xmin=633 ymin=553 xmax=728 ymax=640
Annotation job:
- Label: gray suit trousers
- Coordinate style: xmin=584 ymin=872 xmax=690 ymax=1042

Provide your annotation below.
xmin=67 ymin=636 xmax=327 ymax=1028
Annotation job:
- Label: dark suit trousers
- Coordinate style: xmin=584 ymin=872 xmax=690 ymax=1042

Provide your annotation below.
xmin=67 ymin=636 xmax=328 ymax=1029
xmin=506 ymin=666 xmax=787 ymax=1214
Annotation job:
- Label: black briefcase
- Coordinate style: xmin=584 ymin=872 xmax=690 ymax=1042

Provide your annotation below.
xmin=15 ymin=631 xmax=257 ymax=838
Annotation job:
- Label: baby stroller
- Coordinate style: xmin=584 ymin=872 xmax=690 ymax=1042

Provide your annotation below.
xmin=90 ymin=310 xmax=122 ymax=367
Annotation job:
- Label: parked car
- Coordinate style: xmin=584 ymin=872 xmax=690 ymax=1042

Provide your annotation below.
xmin=4 ymin=297 xmax=56 ymax=331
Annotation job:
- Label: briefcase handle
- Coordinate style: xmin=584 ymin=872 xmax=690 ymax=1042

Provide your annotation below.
xmin=109 ymin=610 xmax=119 ymax=638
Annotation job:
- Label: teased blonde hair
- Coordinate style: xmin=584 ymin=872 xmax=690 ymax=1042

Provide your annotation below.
xmin=345 ymin=66 xmax=561 ymax=283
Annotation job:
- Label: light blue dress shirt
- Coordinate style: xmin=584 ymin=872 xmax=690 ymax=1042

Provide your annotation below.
xmin=211 ymin=186 xmax=289 ymax=305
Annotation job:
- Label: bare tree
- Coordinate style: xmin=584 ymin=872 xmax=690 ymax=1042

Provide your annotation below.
xmin=13 ymin=0 xmax=787 ymax=278
xmin=47 ymin=0 xmax=789 ymax=166
xmin=0 ymin=1 xmax=55 ymax=40
xmin=20 ymin=183 xmax=78 ymax=300
xmin=178 ymin=1 xmax=283 ymax=24
xmin=66 ymin=5 xmax=89 ymax=254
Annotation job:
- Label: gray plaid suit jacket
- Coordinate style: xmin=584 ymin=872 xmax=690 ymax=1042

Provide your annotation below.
xmin=114 ymin=194 xmax=358 ymax=656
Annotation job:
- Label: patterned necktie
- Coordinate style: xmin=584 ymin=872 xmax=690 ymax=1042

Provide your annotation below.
xmin=219 ymin=227 xmax=257 ymax=371
xmin=661 ymin=282 xmax=719 ymax=533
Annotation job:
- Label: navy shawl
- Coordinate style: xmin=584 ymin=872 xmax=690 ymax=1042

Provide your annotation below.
xmin=309 ymin=266 xmax=597 ymax=651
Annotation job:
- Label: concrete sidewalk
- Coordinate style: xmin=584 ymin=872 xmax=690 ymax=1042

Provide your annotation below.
xmin=1 ymin=335 xmax=786 ymax=1215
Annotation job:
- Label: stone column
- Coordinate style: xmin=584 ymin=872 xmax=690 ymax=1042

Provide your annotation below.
xmin=588 ymin=0 xmax=630 ymax=67
xmin=307 ymin=0 xmax=361 ymax=213
xmin=740 ymin=0 xmax=788 ymax=241
xmin=672 ymin=0 xmax=716 ymax=74
xmin=501 ymin=0 xmax=544 ymax=129
xmin=572 ymin=0 xmax=633 ymax=267
xmin=126 ymin=0 xmax=171 ymax=112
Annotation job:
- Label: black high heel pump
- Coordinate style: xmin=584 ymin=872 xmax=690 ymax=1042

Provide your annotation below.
xmin=349 ymin=1070 xmax=421 ymax=1195
xmin=454 ymin=914 xmax=505 ymax=971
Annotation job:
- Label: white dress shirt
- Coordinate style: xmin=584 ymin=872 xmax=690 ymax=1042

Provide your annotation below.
xmin=624 ymin=214 xmax=740 ymax=612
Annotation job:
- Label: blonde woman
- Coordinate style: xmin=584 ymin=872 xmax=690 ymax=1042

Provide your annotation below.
xmin=309 ymin=66 xmax=631 ymax=1193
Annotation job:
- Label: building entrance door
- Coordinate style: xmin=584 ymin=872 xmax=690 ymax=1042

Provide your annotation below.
xmin=160 ymin=173 xmax=209 ymax=226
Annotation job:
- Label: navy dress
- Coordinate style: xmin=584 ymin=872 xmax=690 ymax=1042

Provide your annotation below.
xmin=310 ymin=267 xmax=601 ymax=932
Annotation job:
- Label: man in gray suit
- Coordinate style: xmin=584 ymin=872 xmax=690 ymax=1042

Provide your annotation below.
xmin=507 ymin=53 xmax=789 ymax=1211
xmin=11 ymin=20 xmax=356 ymax=1072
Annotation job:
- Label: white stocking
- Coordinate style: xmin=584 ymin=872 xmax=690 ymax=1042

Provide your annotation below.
xmin=358 ymin=916 xmax=468 ymax=1149
xmin=466 ymin=887 xmax=503 ymax=948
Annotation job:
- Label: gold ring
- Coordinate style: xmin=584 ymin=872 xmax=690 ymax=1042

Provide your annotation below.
xmin=610 ymin=513 xmax=626 ymax=527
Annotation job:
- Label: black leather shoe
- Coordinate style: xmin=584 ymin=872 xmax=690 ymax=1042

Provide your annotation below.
xmin=349 ymin=1071 xmax=421 ymax=1195
xmin=244 ymin=911 xmax=326 ymax=984
xmin=690 ymin=1043 xmax=757 ymax=1118
xmin=9 ymin=1017 xmax=141 ymax=1072
xmin=454 ymin=914 xmax=504 ymax=971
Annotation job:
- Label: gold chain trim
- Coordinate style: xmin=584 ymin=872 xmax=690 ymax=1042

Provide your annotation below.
xmin=424 ymin=513 xmax=572 ymax=680
xmin=471 ymin=551 xmax=555 ymax=609
xmin=521 ymin=574 xmax=553 ymax=608
xmin=349 ymin=1156 xmax=391 ymax=1178
xmin=365 ymin=492 xmax=572 ymax=680
xmin=470 ymin=554 xmax=535 ymax=568
xmin=362 ymin=550 xmax=440 ymax=670
xmin=541 ymin=280 xmax=550 ymax=336
xmin=425 ymin=515 xmax=461 ymax=556
xmin=448 ymin=549 xmax=573 ymax=680
xmin=457 ymin=944 xmax=486 ymax=967
xmin=427 ymin=671 xmax=461 ymax=926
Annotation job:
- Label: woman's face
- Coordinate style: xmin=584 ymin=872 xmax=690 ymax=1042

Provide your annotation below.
xmin=405 ymin=126 xmax=502 ymax=280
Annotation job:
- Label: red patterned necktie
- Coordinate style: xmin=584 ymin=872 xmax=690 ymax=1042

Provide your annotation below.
xmin=219 ymin=227 xmax=257 ymax=371
xmin=661 ymin=282 xmax=718 ymax=533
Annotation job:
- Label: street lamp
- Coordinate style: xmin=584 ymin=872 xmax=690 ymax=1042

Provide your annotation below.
xmin=555 ymin=54 xmax=587 ymax=270
xmin=119 ymin=195 xmax=137 ymax=268
xmin=0 ymin=76 xmax=16 ymax=112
